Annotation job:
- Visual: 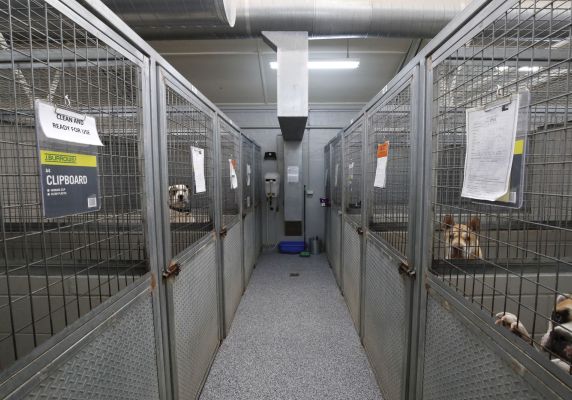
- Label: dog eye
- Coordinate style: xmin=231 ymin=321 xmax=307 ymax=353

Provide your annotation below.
xmin=449 ymin=234 xmax=454 ymax=240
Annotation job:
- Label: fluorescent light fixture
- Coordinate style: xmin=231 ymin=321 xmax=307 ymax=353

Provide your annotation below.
xmin=518 ymin=66 xmax=541 ymax=73
xmin=270 ymin=59 xmax=360 ymax=70
xmin=553 ymin=39 xmax=570 ymax=48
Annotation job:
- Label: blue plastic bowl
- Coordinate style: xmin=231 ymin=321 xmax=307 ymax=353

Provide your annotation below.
xmin=278 ymin=241 xmax=306 ymax=254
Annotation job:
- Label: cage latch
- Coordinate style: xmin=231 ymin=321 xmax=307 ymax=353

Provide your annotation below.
xmin=163 ymin=261 xmax=181 ymax=279
xmin=398 ymin=261 xmax=415 ymax=278
xmin=220 ymin=227 xmax=228 ymax=238
xmin=356 ymin=227 xmax=364 ymax=235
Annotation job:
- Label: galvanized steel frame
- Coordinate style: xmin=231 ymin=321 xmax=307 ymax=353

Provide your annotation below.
xmin=326 ymin=0 xmax=572 ymax=398
xmin=0 ymin=1 xmax=259 ymax=400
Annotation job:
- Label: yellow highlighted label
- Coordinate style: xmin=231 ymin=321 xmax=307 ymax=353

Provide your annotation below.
xmin=514 ymin=139 xmax=524 ymax=155
xmin=40 ymin=150 xmax=97 ymax=167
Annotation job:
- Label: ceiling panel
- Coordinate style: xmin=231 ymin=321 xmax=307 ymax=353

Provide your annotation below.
xmin=151 ymin=38 xmax=413 ymax=105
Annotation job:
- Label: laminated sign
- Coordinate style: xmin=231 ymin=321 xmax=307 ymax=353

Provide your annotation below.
xmin=374 ymin=142 xmax=389 ymax=188
xmin=229 ymin=159 xmax=238 ymax=189
xmin=35 ymin=99 xmax=103 ymax=218
xmin=191 ymin=146 xmax=206 ymax=193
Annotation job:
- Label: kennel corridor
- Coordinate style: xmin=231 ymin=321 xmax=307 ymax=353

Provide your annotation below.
xmin=200 ymin=253 xmax=382 ymax=400
xmin=2 ymin=1 xmax=572 ymax=400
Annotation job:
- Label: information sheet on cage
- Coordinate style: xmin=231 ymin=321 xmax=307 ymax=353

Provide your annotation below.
xmin=461 ymin=95 xmax=520 ymax=202
xmin=35 ymin=100 xmax=103 ymax=218
xmin=374 ymin=141 xmax=389 ymax=188
xmin=191 ymin=146 xmax=206 ymax=193
xmin=229 ymin=159 xmax=238 ymax=189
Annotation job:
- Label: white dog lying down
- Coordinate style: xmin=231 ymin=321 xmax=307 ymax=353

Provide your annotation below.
xmin=496 ymin=295 xmax=572 ymax=372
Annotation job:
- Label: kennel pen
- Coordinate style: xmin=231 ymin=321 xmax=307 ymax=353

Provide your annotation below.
xmin=0 ymin=1 xmax=571 ymax=400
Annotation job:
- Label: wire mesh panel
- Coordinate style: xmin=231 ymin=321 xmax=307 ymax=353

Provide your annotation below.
xmin=222 ymin=222 xmax=242 ymax=335
xmin=329 ymin=135 xmax=343 ymax=287
xmin=169 ymin=240 xmax=219 ymax=400
xmin=423 ymin=293 xmax=549 ymax=400
xmin=243 ymin=211 xmax=255 ymax=285
xmin=364 ymin=237 xmax=411 ymax=400
xmin=431 ymin=0 xmax=572 ymax=376
xmin=331 ymin=206 xmax=342 ymax=287
xmin=344 ymin=121 xmax=364 ymax=226
xmin=324 ymin=144 xmax=331 ymax=258
xmin=164 ymin=83 xmax=214 ymax=257
xmin=332 ymin=136 xmax=343 ymax=208
xmin=343 ymin=221 xmax=361 ymax=331
xmin=15 ymin=284 xmax=159 ymax=400
xmin=241 ymin=136 xmax=253 ymax=213
xmin=218 ymin=119 xmax=240 ymax=229
xmin=367 ymin=83 xmax=412 ymax=258
xmin=254 ymin=145 xmax=262 ymax=255
xmin=0 ymin=0 xmax=146 ymax=371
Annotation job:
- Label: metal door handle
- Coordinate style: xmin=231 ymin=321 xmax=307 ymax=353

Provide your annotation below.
xmin=163 ymin=261 xmax=181 ymax=279
xmin=357 ymin=227 xmax=364 ymax=235
xmin=398 ymin=261 xmax=416 ymax=278
xmin=220 ymin=227 xmax=228 ymax=238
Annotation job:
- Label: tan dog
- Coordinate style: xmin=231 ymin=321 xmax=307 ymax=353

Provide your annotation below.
xmin=442 ymin=215 xmax=483 ymax=259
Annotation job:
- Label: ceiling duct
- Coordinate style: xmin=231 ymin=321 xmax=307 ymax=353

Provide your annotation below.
xmin=101 ymin=0 xmax=237 ymax=34
xmin=262 ymin=31 xmax=308 ymax=142
xmin=103 ymin=0 xmax=467 ymax=40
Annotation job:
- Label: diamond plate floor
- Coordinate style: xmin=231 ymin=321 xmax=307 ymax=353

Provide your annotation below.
xmin=200 ymin=252 xmax=383 ymax=400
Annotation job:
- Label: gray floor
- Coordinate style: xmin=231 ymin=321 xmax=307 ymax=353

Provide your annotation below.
xmin=200 ymin=252 xmax=383 ymax=400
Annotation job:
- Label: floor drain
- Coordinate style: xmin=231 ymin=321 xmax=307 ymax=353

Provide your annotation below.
xmin=289 ymin=273 xmax=300 ymax=277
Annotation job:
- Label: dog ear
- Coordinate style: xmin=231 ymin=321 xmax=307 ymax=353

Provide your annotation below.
xmin=557 ymin=294 xmax=571 ymax=304
xmin=442 ymin=215 xmax=454 ymax=230
xmin=185 ymin=184 xmax=190 ymax=190
xmin=468 ymin=217 xmax=480 ymax=232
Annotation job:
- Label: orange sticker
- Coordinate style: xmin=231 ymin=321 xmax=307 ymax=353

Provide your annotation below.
xmin=230 ymin=159 xmax=237 ymax=169
xmin=377 ymin=142 xmax=389 ymax=158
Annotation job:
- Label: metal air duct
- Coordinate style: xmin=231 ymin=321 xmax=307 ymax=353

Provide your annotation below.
xmin=103 ymin=0 xmax=468 ymax=40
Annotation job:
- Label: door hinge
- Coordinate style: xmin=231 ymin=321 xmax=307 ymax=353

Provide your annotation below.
xmin=163 ymin=261 xmax=181 ymax=279
xmin=398 ymin=261 xmax=416 ymax=278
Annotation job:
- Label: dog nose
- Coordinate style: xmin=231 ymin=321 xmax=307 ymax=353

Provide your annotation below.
xmin=178 ymin=194 xmax=184 ymax=200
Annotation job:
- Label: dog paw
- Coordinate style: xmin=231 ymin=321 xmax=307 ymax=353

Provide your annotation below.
xmin=495 ymin=312 xmax=530 ymax=339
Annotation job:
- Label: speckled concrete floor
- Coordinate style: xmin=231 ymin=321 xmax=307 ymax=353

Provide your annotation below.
xmin=199 ymin=252 xmax=383 ymax=400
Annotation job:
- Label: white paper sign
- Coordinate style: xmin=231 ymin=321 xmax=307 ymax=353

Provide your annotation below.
xmin=247 ymin=164 xmax=251 ymax=186
xmin=287 ymin=166 xmax=299 ymax=183
xmin=229 ymin=159 xmax=238 ymax=189
xmin=36 ymin=99 xmax=103 ymax=146
xmin=374 ymin=142 xmax=389 ymax=188
xmin=348 ymin=162 xmax=354 ymax=181
xmin=191 ymin=146 xmax=206 ymax=193
xmin=461 ymin=96 xmax=519 ymax=201
xmin=334 ymin=164 xmax=339 ymax=187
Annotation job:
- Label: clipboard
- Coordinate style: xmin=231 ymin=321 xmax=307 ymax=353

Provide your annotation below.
xmin=475 ymin=90 xmax=530 ymax=209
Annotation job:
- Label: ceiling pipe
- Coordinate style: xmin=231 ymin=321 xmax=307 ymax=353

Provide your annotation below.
xmin=103 ymin=0 xmax=468 ymax=40
xmin=101 ymin=0 xmax=238 ymax=31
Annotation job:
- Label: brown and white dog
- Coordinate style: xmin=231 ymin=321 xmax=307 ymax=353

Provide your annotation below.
xmin=169 ymin=184 xmax=190 ymax=211
xmin=496 ymin=294 xmax=572 ymax=372
xmin=442 ymin=215 xmax=483 ymax=259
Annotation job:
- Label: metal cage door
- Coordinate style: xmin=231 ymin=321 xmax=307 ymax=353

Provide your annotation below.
xmin=330 ymin=136 xmax=344 ymax=288
xmin=218 ymin=118 xmax=243 ymax=336
xmin=241 ymin=135 xmax=255 ymax=286
xmin=157 ymin=68 xmax=220 ymax=400
xmin=362 ymin=74 xmax=418 ymax=400
xmin=342 ymin=118 xmax=366 ymax=332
